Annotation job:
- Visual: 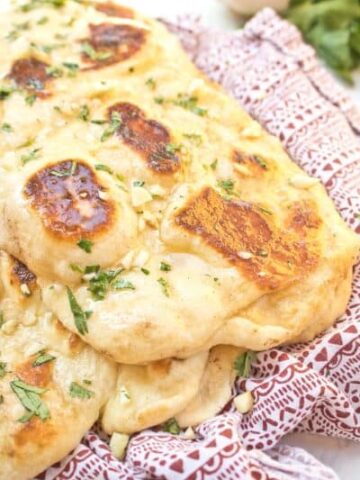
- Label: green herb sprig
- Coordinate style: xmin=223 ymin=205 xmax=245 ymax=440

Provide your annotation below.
xmin=284 ymin=0 xmax=360 ymax=84
xmin=234 ymin=351 xmax=257 ymax=378
xmin=10 ymin=379 xmax=50 ymax=423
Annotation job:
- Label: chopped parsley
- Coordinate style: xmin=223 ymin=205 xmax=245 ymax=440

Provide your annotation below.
xmin=62 ymin=62 xmax=79 ymax=77
xmin=37 ymin=43 xmax=64 ymax=54
xmin=69 ymin=381 xmax=94 ymax=400
xmin=91 ymin=119 xmax=107 ymax=125
xmin=0 ymin=395 xmax=3 ymax=405
xmin=25 ymin=93 xmax=37 ymax=106
xmin=160 ymin=262 xmax=171 ymax=272
xmin=173 ymin=93 xmax=207 ymax=117
xmin=20 ymin=0 xmax=67 ymax=11
xmin=355 ymin=213 xmax=360 ymax=219
xmin=81 ymin=42 xmax=112 ymax=62
xmin=113 ymin=278 xmax=135 ymax=291
xmin=77 ymin=239 xmax=93 ymax=253
xmin=162 ymin=417 xmax=180 ymax=435
xmin=217 ymin=179 xmax=235 ymax=195
xmin=6 ymin=21 xmax=31 ymax=42
xmin=145 ymin=77 xmax=156 ymax=89
xmin=78 ymin=104 xmax=90 ymax=122
xmin=157 ymin=277 xmax=170 ymax=297
xmin=259 ymin=206 xmax=272 ymax=216
xmin=87 ymin=267 xmax=124 ymax=301
xmin=253 ymin=155 xmax=267 ymax=170
xmin=133 ymin=180 xmax=145 ymax=187
xmin=10 ymin=379 xmax=50 ymax=423
xmin=95 ymin=164 xmax=113 ymax=174
xmin=234 ymin=351 xmax=256 ymax=378
xmin=0 ymin=312 xmax=4 ymax=329
xmin=45 ymin=66 xmax=63 ymax=78
xmin=154 ymin=96 xmax=165 ymax=104
xmin=183 ymin=133 xmax=203 ymax=146
xmin=21 ymin=148 xmax=41 ymax=165
xmin=101 ymin=111 xmax=122 ymax=142
xmin=32 ymin=352 xmax=56 ymax=367
xmin=50 ymin=161 xmax=76 ymax=177
xmin=1 ymin=123 xmax=13 ymax=133
xmin=165 ymin=143 xmax=182 ymax=155
xmin=141 ymin=268 xmax=150 ymax=275
xmin=0 ymin=85 xmax=15 ymax=101
xmin=69 ymin=263 xmax=83 ymax=273
xmin=0 ymin=362 xmax=7 ymax=378
xmin=37 ymin=16 xmax=49 ymax=25
xmin=210 ymin=159 xmax=218 ymax=170
xmin=66 ymin=286 xmax=92 ymax=335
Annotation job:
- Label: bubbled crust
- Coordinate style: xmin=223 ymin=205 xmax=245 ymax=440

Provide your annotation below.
xmin=24 ymin=160 xmax=115 ymax=240
xmin=8 ymin=57 xmax=52 ymax=98
xmin=174 ymin=187 xmax=319 ymax=290
xmin=109 ymin=102 xmax=181 ymax=174
xmin=82 ymin=23 xmax=147 ymax=69
xmin=0 ymin=158 xmax=138 ymax=283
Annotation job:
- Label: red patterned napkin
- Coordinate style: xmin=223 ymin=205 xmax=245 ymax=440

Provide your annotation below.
xmin=37 ymin=9 xmax=360 ymax=480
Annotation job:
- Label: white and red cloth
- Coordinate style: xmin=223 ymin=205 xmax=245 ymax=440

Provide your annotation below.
xmin=37 ymin=9 xmax=360 ymax=479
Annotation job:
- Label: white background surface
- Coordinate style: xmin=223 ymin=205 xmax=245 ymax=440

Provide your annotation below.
xmin=124 ymin=1 xmax=360 ymax=479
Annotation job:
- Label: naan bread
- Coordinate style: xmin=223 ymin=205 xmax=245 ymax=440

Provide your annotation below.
xmin=0 ymin=252 xmax=116 ymax=480
xmin=176 ymin=346 xmax=241 ymax=428
xmin=0 ymin=1 xmax=358 ymax=365
xmin=102 ymin=352 xmax=208 ymax=434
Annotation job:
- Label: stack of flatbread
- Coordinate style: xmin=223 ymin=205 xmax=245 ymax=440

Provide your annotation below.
xmin=0 ymin=1 xmax=358 ymax=478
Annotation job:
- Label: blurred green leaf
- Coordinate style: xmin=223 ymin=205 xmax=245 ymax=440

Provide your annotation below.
xmin=284 ymin=0 xmax=360 ymax=83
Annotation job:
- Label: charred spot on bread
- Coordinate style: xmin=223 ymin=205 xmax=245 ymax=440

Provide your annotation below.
xmin=23 ymin=160 xmax=115 ymax=240
xmin=82 ymin=23 xmax=146 ymax=69
xmin=286 ymin=200 xmax=322 ymax=235
xmin=9 ymin=257 xmax=37 ymax=296
xmin=8 ymin=57 xmax=52 ymax=97
xmin=175 ymin=187 xmax=319 ymax=289
xmin=109 ymin=102 xmax=181 ymax=174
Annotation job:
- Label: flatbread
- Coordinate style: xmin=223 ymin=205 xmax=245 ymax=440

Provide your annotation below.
xmin=0 ymin=252 xmax=116 ymax=480
xmin=176 ymin=346 xmax=241 ymax=428
xmin=0 ymin=0 xmax=358 ymax=366
xmin=102 ymin=352 xmax=208 ymax=434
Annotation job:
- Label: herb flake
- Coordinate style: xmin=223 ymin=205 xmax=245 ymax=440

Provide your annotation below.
xmin=32 ymin=352 xmax=56 ymax=367
xmin=77 ymin=239 xmax=93 ymax=253
xmin=66 ymin=286 xmax=92 ymax=335
xmin=234 ymin=351 xmax=256 ymax=378
xmin=162 ymin=417 xmax=180 ymax=435
xmin=157 ymin=277 xmax=170 ymax=297
xmin=10 ymin=378 xmax=50 ymax=423
xmin=101 ymin=111 xmax=122 ymax=142
xmin=69 ymin=381 xmax=94 ymax=400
